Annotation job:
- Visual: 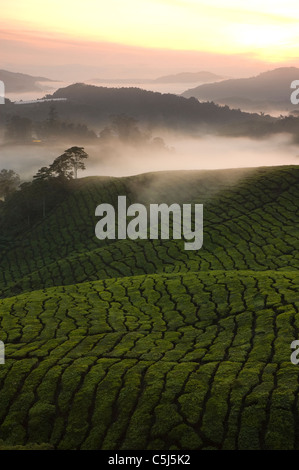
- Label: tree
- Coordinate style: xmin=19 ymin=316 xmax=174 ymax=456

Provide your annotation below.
xmin=0 ymin=169 xmax=20 ymax=201
xmin=33 ymin=166 xmax=53 ymax=182
xmin=45 ymin=105 xmax=59 ymax=137
xmin=50 ymin=147 xmax=88 ymax=179
xmin=32 ymin=167 xmax=55 ymax=218
xmin=110 ymin=114 xmax=148 ymax=144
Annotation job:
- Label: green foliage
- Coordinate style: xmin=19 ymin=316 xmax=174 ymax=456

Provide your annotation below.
xmin=0 ymin=166 xmax=298 ymax=450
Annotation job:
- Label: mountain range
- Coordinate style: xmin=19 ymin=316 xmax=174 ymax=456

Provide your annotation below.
xmin=153 ymin=71 xmax=225 ymax=83
xmin=0 ymin=70 xmax=55 ymax=93
xmin=182 ymin=67 xmax=299 ymax=112
xmin=91 ymin=71 xmax=225 ymax=85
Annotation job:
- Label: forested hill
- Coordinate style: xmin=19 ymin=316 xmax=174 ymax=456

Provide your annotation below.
xmin=4 ymin=82 xmax=299 ymax=138
xmin=49 ymin=83 xmax=265 ymax=129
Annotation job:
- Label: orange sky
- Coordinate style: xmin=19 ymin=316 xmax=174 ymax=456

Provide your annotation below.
xmin=2 ymin=0 xmax=299 ymax=79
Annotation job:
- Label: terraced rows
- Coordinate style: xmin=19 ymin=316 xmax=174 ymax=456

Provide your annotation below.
xmin=0 ymin=271 xmax=298 ymax=449
xmin=0 ymin=165 xmax=298 ymax=449
xmin=0 ymin=166 xmax=298 ymax=297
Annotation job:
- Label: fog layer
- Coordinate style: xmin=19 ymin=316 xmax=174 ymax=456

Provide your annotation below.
xmin=0 ymin=133 xmax=298 ymax=181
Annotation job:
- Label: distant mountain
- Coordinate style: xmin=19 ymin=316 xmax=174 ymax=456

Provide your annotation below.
xmin=0 ymin=70 xmax=55 ymax=93
xmin=89 ymin=78 xmax=153 ymax=85
xmin=90 ymin=71 xmax=225 ymax=85
xmin=182 ymin=67 xmax=299 ymax=112
xmin=153 ymin=71 xmax=225 ymax=83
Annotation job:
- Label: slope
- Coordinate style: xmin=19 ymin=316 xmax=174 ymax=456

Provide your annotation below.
xmin=0 ymin=166 xmax=298 ymax=450
xmin=182 ymin=67 xmax=299 ymax=112
xmin=0 ymin=166 xmax=298 ymax=298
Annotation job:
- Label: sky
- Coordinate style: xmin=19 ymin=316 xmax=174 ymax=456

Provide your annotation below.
xmin=1 ymin=0 xmax=299 ymax=79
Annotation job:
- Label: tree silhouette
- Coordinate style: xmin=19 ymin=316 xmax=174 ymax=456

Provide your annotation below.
xmin=110 ymin=114 xmax=148 ymax=144
xmin=32 ymin=167 xmax=55 ymax=217
xmin=50 ymin=146 xmax=88 ymax=179
xmin=33 ymin=166 xmax=53 ymax=182
xmin=45 ymin=105 xmax=59 ymax=137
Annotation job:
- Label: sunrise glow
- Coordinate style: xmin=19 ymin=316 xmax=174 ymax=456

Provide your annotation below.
xmin=1 ymin=0 xmax=299 ymax=62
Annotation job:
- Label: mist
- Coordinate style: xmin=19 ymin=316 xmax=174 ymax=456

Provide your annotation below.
xmin=86 ymin=133 xmax=299 ymax=177
xmin=0 ymin=133 xmax=298 ymax=182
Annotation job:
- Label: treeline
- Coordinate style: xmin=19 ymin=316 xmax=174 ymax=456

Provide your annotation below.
xmin=3 ymin=105 xmax=170 ymax=150
xmin=4 ymin=105 xmax=97 ymax=144
xmin=3 ymin=83 xmax=299 ymax=142
xmin=217 ymin=113 xmax=299 ymax=139
xmin=52 ymin=84 xmax=261 ymax=129
xmin=1 ymin=84 xmax=273 ymax=138
xmin=47 ymin=84 xmax=299 ymax=140
xmin=0 ymin=147 xmax=88 ymax=240
xmin=98 ymin=114 xmax=171 ymax=151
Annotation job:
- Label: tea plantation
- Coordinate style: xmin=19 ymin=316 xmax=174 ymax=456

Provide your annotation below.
xmin=0 ymin=166 xmax=298 ymax=449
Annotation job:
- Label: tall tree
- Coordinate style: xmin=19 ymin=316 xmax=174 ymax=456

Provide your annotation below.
xmin=46 ymin=105 xmax=59 ymax=137
xmin=33 ymin=166 xmax=53 ymax=182
xmin=50 ymin=147 xmax=88 ymax=179
xmin=32 ymin=167 xmax=54 ymax=218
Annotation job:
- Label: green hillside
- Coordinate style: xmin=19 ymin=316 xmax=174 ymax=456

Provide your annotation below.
xmin=0 ymin=165 xmax=298 ymax=450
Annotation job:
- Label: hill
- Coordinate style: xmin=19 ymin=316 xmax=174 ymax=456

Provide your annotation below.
xmin=0 ymin=70 xmax=55 ymax=94
xmin=90 ymin=71 xmax=225 ymax=85
xmin=50 ymin=83 xmax=259 ymax=129
xmin=0 ymin=166 xmax=298 ymax=297
xmin=153 ymin=71 xmax=225 ymax=83
xmin=1 ymin=83 xmax=276 ymax=137
xmin=0 ymin=166 xmax=298 ymax=450
xmin=182 ymin=67 xmax=299 ymax=112
xmin=6 ymin=82 xmax=299 ymax=141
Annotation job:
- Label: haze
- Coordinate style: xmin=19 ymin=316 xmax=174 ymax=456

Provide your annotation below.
xmin=1 ymin=134 xmax=298 ymax=181
xmin=2 ymin=0 xmax=299 ymax=177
